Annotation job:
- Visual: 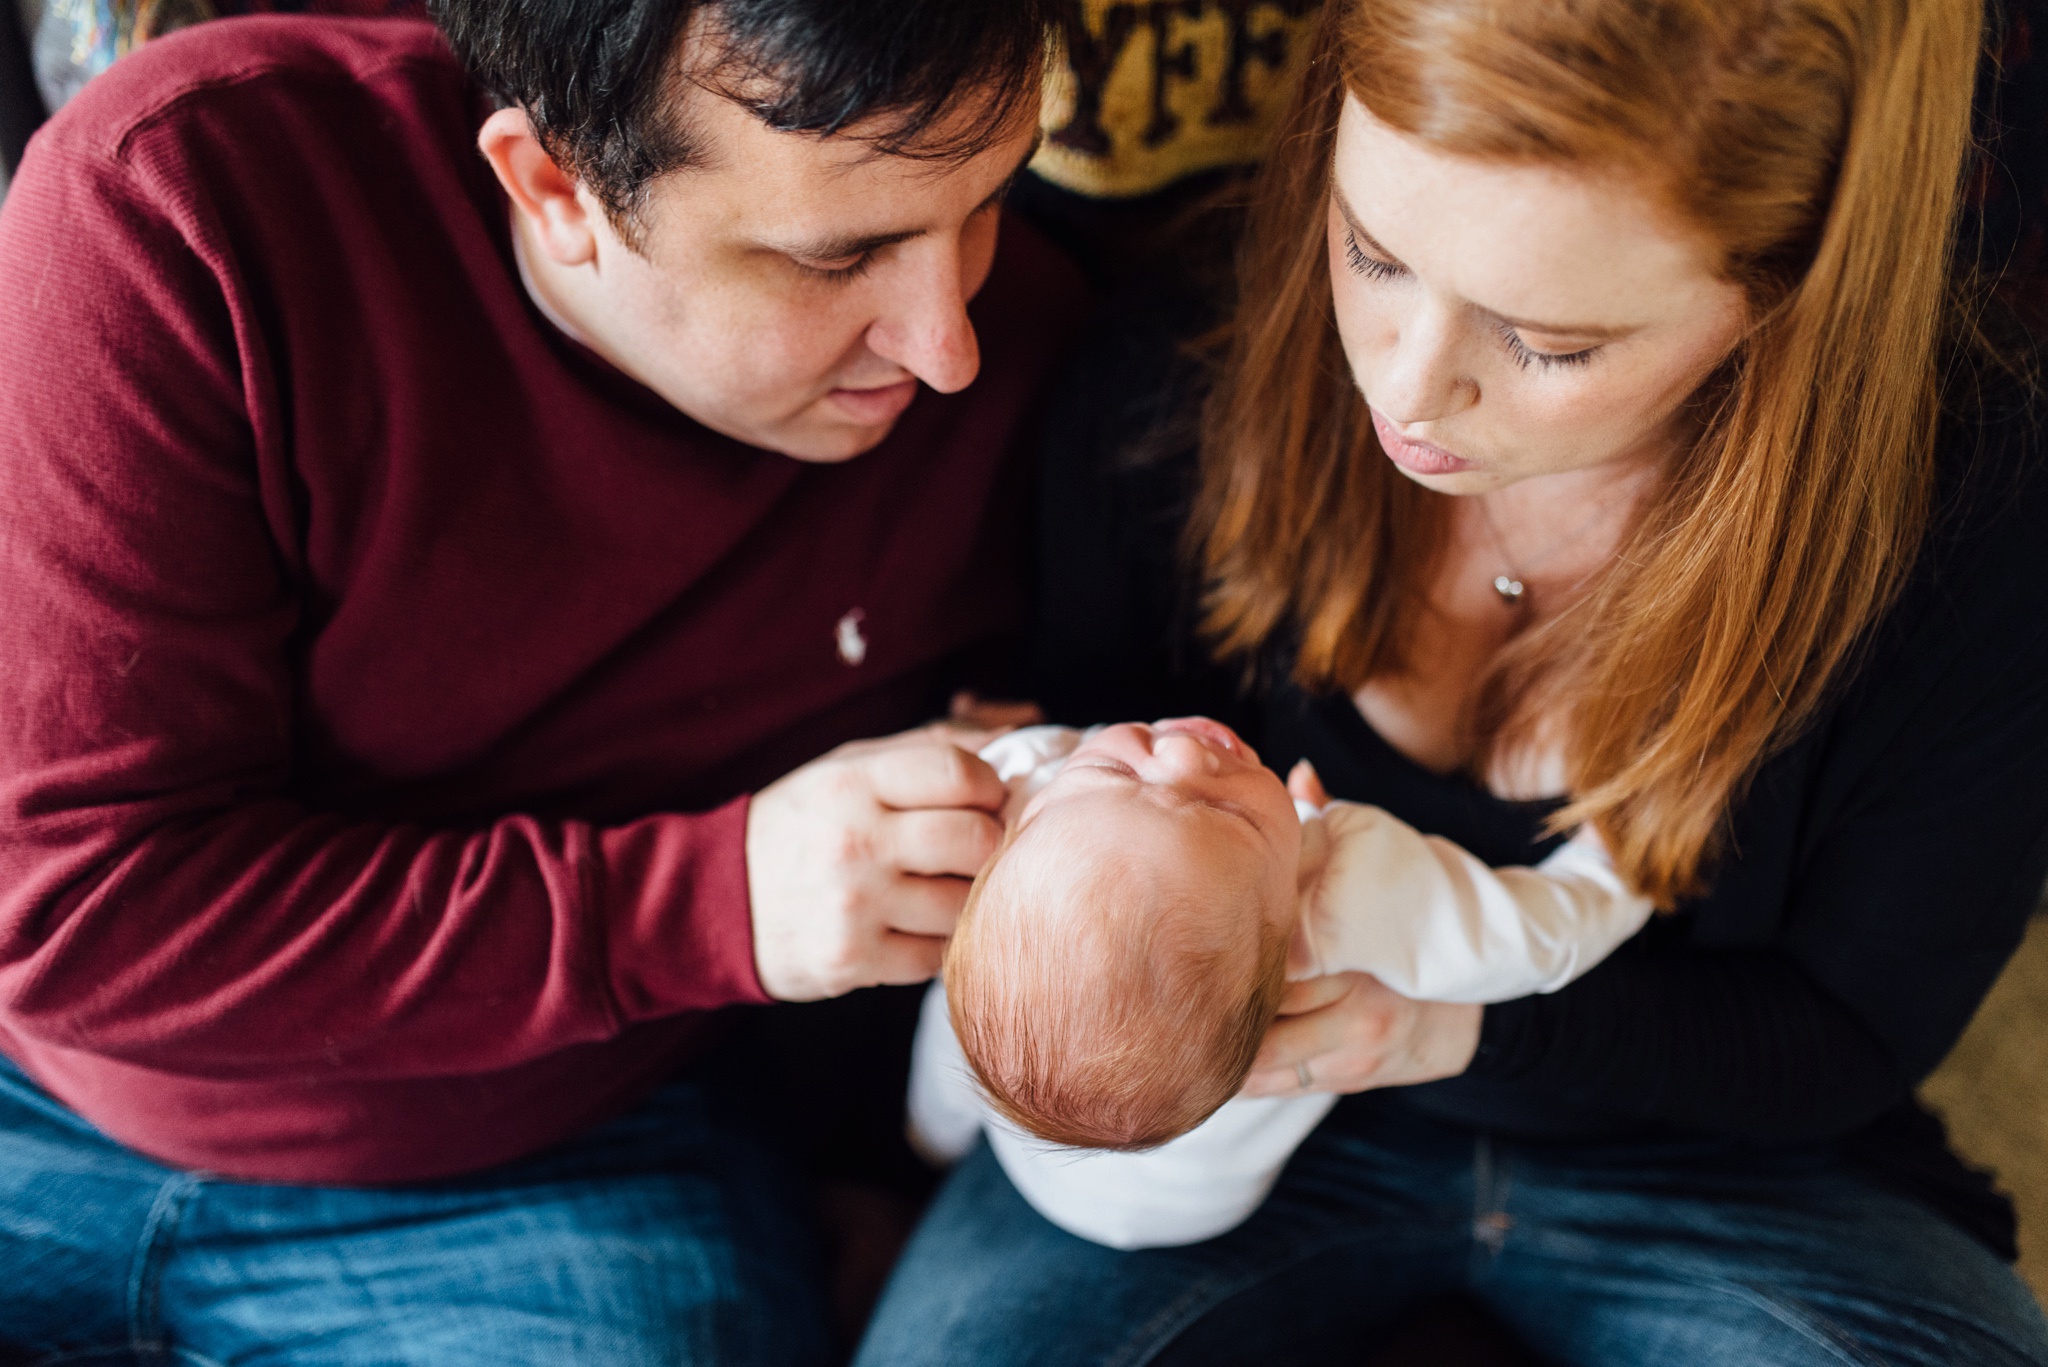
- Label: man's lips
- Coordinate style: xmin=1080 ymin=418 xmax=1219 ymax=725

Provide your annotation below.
xmin=1370 ymin=407 xmax=1475 ymax=475
xmin=828 ymin=378 xmax=919 ymax=426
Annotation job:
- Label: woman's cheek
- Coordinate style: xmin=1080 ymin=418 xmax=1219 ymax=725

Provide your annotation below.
xmin=1331 ymin=290 xmax=1401 ymax=397
xmin=1503 ymin=369 xmax=1659 ymax=476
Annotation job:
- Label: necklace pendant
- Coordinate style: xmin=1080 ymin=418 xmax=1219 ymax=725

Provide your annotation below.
xmin=1493 ymin=574 xmax=1527 ymax=605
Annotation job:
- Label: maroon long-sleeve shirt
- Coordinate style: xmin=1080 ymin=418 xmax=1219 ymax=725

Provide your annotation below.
xmin=0 ymin=16 xmax=1087 ymax=1183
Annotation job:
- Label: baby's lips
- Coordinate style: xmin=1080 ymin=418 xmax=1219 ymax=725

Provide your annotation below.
xmin=1152 ymin=715 xmax=1256 ymax=759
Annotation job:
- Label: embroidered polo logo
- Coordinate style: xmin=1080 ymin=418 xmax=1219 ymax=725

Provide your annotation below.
xmin=835 ymin=609 xmax=868 ymax=666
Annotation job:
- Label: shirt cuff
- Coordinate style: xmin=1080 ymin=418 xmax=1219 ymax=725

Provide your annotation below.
xmin=600 ymin=795 xmax=771 ymax=1017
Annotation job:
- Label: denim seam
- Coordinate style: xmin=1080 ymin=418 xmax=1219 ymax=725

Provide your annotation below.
xmin=126 ymin=1172 xmax=200 ymax=1355
xmin=1509 ymin=1242 xmax=2033 ymax=1367
xmin=1718 ymin=1276 xmax=2048 ymax=1367
xmin=1692 ymin=1277 xmax=1892 ymax=1367
xmin=1467 ymin=1136 xmax=1514 ymax=1280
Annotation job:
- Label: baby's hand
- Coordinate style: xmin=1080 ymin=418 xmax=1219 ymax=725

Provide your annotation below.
xmin=1287 ymin=759 xmax=1330 ymax=808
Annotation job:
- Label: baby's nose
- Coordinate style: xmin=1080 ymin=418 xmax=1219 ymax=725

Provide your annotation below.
xmin=1156 ymin=733 xmax=1223 ymax=775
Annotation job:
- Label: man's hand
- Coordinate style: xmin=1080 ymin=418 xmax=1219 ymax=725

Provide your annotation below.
xmin=948 ymin=689 xmax=1044 ymax=730
xmin=746 ymin=723 xmax=1007 ymax=1001
xmin=1240 ymin=972 xmax=1481 ymax=1097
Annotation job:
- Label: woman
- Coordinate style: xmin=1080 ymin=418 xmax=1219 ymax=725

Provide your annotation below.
xmin=856 ymin=0 xmax=2048 ymax=1363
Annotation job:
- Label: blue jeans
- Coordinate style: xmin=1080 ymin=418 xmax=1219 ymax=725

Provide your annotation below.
xmin=0 ymin=1055 xmax=833 ymax=1365
xmin=856 ymin=1094 xmax=2048 ymax=1367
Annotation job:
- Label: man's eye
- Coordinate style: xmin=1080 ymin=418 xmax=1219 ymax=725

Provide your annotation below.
xmin=1343 ymin=229 xmax=1403 ymax=282
xmin=795 ymin=253 xmax=875 ymax=284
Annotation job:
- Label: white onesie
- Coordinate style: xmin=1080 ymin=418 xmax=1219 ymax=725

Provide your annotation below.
xmin=908 ymin=725 xmax=1653 ymax=1250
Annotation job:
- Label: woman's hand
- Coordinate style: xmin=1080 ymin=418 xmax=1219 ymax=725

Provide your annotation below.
xmin=1241 ymin=972 xmax=1482 ymax=1097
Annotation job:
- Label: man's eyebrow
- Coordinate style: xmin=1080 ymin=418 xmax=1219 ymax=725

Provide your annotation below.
xmin=1329 ymin=180 xmax=1638 ymax=343
xmin=770 ymin=224 xmax=925 ymax=262
xmin=769 ymin=133 xmax=1044 ymax=263
xmin=976 ymin=131 xmax=1042 ymax=215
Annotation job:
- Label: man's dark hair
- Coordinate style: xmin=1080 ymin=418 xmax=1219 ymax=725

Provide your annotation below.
xmin=430 ymin=0 xmax=1061 ymax=229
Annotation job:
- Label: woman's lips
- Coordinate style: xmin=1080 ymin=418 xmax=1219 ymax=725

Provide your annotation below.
xmin=829 ymin=378 xmax=919 ymax=426
xmin=1370 ymin=407 xmax=1475 ymax=475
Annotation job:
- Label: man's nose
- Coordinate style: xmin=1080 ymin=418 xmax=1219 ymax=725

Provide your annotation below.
xmin=1372 ymin=298 xmax=1477 ymax=425
xmin=864 ymin=247 xmax=982 ymax=395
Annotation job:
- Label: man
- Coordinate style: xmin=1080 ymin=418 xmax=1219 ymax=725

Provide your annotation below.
xmin=0 ymin=0 xmax=1083 ymax=1357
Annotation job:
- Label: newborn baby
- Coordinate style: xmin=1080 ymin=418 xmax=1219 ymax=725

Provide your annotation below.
xmin=945 ymin=719 xmax=1300 ymax=1151
xmin=940 ymin=720 xmax=1653 ymax=1162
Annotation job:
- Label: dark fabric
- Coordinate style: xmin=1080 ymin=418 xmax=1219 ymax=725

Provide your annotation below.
xmin=0 ymin=16 xmax=1089 ymax=1185
xmin=0 ymin=0 xmax=43 ymax=173
xmin=1027 ymin=290 xmax=2048 ymax=1258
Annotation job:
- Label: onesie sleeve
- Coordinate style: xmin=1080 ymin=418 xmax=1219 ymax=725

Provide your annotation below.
xmin=1297 ymin=805 xmax=1654 ymax=1003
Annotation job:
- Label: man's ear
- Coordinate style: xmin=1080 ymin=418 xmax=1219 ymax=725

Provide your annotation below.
xmin=477 ymin=107 xmax=599 ymax=267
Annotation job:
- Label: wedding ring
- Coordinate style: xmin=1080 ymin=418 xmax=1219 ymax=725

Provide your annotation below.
xmin=1295 ymin=1060 xmax=1314 ymax=1091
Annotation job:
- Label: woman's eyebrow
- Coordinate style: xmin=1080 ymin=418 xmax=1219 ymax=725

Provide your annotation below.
xmin=1329 ymin=180 xmax=1637 ymax=343
xmin=1329 ymin=181 xmax=1403 ymax=268
xmin=1491 ymin=308 xmax=1635 ymax=343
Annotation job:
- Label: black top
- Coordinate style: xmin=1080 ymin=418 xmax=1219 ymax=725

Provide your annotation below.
xmin=1028 ymin=292 xmax=2048 ymax=1257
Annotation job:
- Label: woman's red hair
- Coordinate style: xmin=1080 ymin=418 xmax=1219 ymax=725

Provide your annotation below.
xmin=1197 ymin=0 xmax=1981 ymax=905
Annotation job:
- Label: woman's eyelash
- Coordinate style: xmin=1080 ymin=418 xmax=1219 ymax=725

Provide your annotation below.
xmin=796 ymin=253 xmax=876 ymax=284
xmin=1342 ymin=229 xmax=1403 ymax=282
xmin=1342 ymin=226 xmax=1599 ymax=371
xmin=1495 ymin=321 xmax=1599 ymax=371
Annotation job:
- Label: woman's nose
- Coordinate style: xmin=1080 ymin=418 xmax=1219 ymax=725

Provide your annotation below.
xmin=1371 ymin=299 xmax=1478 ymax=424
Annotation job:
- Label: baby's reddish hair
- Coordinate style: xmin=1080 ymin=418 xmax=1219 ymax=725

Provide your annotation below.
xmin=944 ymin=810 xmax=1290 ymax=1151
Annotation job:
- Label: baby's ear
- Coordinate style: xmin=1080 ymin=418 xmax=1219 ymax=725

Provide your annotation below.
xmin=1287 ymin=760 xmax=1330 ymax=807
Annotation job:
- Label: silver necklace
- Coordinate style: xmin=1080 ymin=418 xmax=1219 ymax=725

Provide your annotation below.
xmin=1475 ymin=496 xmax=1618 ymax=609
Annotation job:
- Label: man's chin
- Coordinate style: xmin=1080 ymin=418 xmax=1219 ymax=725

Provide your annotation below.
xmin=768 ymin=378 xmax=921 ymax=462
xmin=768 ymin=414 xmax=900 ymax=464
xmin=683 ymin=399 xmax=901 ymax=464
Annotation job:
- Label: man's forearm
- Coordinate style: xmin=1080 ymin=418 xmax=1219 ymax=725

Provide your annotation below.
xmin=0 ymin=795 xmax=767 ymax=1081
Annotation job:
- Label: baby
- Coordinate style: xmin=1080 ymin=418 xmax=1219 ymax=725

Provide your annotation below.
xmin=925 ymin=719 xmax=1652 ymax=1240
xmin=944 ymin=719 xmax=1304 ymax=1151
